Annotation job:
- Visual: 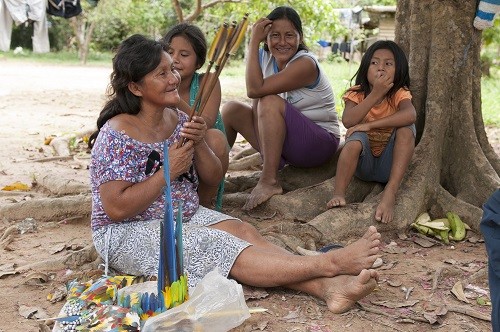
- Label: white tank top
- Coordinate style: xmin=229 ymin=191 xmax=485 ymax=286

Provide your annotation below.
xmin=260 ymin=49 xmax=340 ymax=137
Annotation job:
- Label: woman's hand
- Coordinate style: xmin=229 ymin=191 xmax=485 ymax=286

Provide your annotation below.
xmin=251 ymin=18 xmax=272 ymax=44
xmin=168 ymin=139 xmax=194 ymax=178
xmin=180 ymin=115 xmax=207 ymax=146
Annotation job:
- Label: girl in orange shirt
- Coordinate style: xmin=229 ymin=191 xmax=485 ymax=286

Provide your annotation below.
xmin=327 ymin=40 xmax=416 ymax=224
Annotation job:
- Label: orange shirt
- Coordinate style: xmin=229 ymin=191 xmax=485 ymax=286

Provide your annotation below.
xmin=343 ymin=87 xmax=412 ymax=157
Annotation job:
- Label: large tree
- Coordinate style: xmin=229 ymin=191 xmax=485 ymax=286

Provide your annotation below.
xmin=237 ymin=0 xmax=500 ymax=245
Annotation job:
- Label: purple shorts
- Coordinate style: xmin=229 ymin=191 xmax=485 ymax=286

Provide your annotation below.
xmin=280 ymin=102 xmax=340 ymax=168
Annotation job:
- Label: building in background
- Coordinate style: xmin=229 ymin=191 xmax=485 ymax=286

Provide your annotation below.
xmin=319 ymin=5 xmax=396 ymax=62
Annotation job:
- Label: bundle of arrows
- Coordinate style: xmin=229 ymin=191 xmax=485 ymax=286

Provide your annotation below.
xmin=180 ymin=13 xmax=249 ymax=146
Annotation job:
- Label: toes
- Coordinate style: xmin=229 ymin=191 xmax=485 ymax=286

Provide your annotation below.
xmin=242 ymin=198 xmax=256 ymax=211
xmin=363 ymin=226 xmax=378 ymax=239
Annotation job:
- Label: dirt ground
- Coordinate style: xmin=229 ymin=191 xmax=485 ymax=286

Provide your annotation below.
xmin=0 ymin=59 xmax=498 ymax=332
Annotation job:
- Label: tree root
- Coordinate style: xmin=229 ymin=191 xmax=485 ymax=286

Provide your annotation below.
xmin=430 ymin=186 xmax=483 ymax=231
xmin=0 ymin=195 xmax=91 ymax=222
xmin=231 ymin=146 xmax=258 ymax=160
xmin=446 ymin=304 xmax=491 ymax=322
xmin=228 ymin=152 xmax=262 ymax=171
xmin=0 ymin=225 xmax=17 ymax=249
xmin=358 ymin=302 xmax=491 ymax=325
xmin=357 ymin=302 xmax=428 ymax=323
xmin=15 ymin=244 xmax=98 ymax=273
xmin=33 ymin=173 xmax=89 ymax=196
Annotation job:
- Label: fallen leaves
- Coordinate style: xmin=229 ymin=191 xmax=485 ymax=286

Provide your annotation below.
xmin=18 ymin=305 xmax=49 ymax=320
xmin=0 ymin=263 xmax=17 ymax=278
xmin=1 ymin=181 xmax=30 ymax=191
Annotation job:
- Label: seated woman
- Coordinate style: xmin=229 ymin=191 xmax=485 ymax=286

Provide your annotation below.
xmin=88 ymin=34 xmax=380 ymax=314
xmin=222 ymin=6 xmax=341 ymax=210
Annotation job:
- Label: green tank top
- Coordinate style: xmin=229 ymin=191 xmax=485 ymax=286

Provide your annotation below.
xmin=189 ymin=73 xmax=226 ymax=134
xmin=189 ymin=72 xmax=226 ymax=210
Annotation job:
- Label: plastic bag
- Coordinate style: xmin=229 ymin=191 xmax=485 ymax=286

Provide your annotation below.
xmin=142 ymin=268 xmax=250 ymax=332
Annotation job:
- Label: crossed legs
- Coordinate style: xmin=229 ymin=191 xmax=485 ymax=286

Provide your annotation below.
xmin=211 ymin=220 xmax=381 ymax=313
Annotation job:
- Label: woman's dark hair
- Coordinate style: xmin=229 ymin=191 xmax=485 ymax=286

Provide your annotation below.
xmin=162 ymin=23 xmax=207 ymax=69
xmin=263 ymin=6 xmax=308 ymax=53
xmin=350 ymin=40 xmax=410 ymax=100
xmin=88 ymin=34 xmax=168 ymax=148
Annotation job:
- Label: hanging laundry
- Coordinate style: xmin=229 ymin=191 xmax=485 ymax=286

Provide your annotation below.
xmin=46 ymin=0 xmax=82 ymax=19
xmin=0 ymin=0 xmax=49 ymax=52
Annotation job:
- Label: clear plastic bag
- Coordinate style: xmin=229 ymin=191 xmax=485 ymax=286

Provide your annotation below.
xmin=142 ymin=268 xmax=250 ymax=332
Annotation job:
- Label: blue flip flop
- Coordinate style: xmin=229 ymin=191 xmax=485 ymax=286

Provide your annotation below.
xmin=318 ymin=243 xmax=344 ymax=253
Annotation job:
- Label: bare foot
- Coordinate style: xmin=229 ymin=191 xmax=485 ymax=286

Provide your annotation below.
xmin=324 ymin=269 xmax=379 ymax=314
xmin=375 ymin=190 xmax=396 ymax=223
xmin=326 ymin=226 xmax=381 ymax=275
xmin=327 ymin=194 xmax=346 ymax=209
xmin=242 ymin=182 xmax=283 ymax=211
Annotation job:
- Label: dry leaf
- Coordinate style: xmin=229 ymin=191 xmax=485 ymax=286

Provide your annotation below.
xmin=18 ymin=305 xmax=49 ymax=319
xmin=477 ymin=297 xmax=491 ymax=306
xmin=243 ymin=285 xmax=269 ymax=300
xmin=0 ymin=263 xmax=17 ymax=278
xmin=382 ymin=246 xmax=408 ymax=254
xmin=49 ymin=243 xmax=66 ymax=254
xmin=423 ymin=312 xmax=439 ymax=324
xmin=1 ymin=181 xmax=30 ymax=191
xmin=47 ymin=285 xmax=67 ymax=303
xmin=379 ymin=261 xmax=397 ymax=270
xmin=387 ymin=279 xmax=402 ymax=287
xmin=370 ymin=299 xmax=419 ymax=308
xmin=412 ymin=237 xmax=435 ymax=248
xmin=24 ymin=272 xmax=48 ymax=284
xmin=451 ymin=281 xmax=469 ymax=303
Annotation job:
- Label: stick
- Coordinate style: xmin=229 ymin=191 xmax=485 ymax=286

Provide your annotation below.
xmin=446 ymin=304 xmax=491 ymax=321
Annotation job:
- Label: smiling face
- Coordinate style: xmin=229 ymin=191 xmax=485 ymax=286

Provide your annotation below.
xmin=266 ymin=18 xmax=301 ymax=68
xmin=167 ymin=35 xmax=199 ymax=81
xmin=367 ymin=48 xmax=396 ymax=88
xmin=135 ymin=51 xmax=181 ymax=108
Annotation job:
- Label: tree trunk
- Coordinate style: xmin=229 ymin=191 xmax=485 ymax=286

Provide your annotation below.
xmin=261 ymin=0 xmax=499 ymax=244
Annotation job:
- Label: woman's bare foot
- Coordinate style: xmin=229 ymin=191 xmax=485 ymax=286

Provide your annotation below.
xmin=242 ymin=181 xmax=283 ymax=210
xmin=375 ymin=190 xmax=396 ymax=223
xmin=326 ymin=226 xmax=381 ymax=275
xmin=324 ymin=269 xmax=379 ymax=314
xmin=327 ymin=194 xmax=346 ymax=208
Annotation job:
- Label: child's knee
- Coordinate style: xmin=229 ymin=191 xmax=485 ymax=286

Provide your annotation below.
xmin=343 ymin=139 xmax=363 ymax=154
xmin=205 ymin=129 xmax=229 ymax=157
xmin=395 ymin=127 xmax=415 ymax=144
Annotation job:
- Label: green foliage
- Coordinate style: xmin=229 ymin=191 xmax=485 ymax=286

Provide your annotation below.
xmin=482 ymin=16 xmax=500 ymax=47
xmin=0 ymin=49 xmax=112 ymax=65
xmin=354 ymin=0 xmax=396 ymax=6
xmin=90 ymin=0 xmax=175 ymax=51
xmin=202 ymin=1 xmax=346 ymax=52
xmin=481 ymin=67 xmax=500 ymax=126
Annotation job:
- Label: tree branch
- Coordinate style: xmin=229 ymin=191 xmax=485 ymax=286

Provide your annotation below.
xmin=171 ymin=0 xmax=184 ymax=22
xmin=183 ymin=0 xmax=242 ymax=22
